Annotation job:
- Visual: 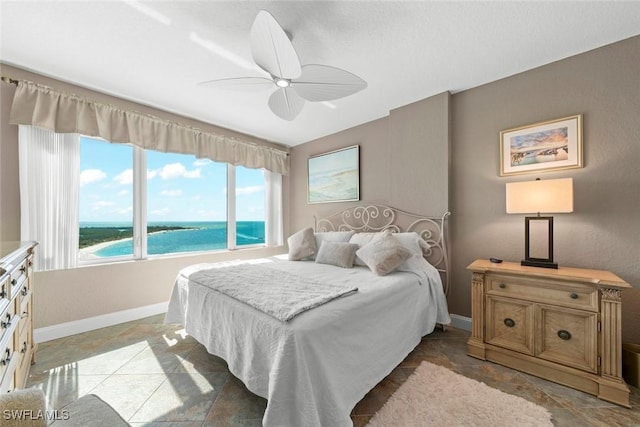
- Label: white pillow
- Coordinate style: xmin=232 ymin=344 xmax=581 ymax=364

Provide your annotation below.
xmin=350 ymin=231 xmax=428 ymax=265
xmin=315 ymin=241 xmax=359 ymax=268
xmin=313 ymin=231 xmax=355 ymax=259
xmin=355 ymin=231 xmax=412 ymax=276
xmin=287 ymin=227 xmax=316 ymax=260
xmin=394 ymin=232 xmax=430 ymax=257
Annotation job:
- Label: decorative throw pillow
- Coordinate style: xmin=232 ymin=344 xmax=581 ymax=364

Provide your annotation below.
xmin=315 ymin=241 xmax=359 ymax=268
xmin=287 ymin=227 xmax=316 ymax=260
xmin=355 ymin=231 xmax=412 ymax=276
xmin=313 ymin=231 xmax=355 ymax=259
xmin=350 ymin=231 xmax=429 ymax=265
xmin=394 ymin=232 xmax=430 ymax=258
xmin=349 ymin=232 xmax=378 ymax=266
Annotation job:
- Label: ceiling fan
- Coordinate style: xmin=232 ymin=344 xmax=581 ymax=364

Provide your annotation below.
xmin=199 ymin=10 xmax=367 ymax=121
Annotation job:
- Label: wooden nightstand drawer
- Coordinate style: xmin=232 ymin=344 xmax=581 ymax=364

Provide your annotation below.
xmin=487 ymin=275 xmax=598 ymax=311
xmin=486 ymin=296 xmax=534 ymax=355
xmin=467 ymin=259 xmax=631 ymax=407
xmin=536 ymin=304 xmax=598 ymax=373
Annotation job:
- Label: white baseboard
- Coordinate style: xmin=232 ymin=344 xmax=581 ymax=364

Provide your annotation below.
xmin=34 ymin=301 xmax=169 ymax=343
xmin=449 ymin=314 xmax=472 ymax=331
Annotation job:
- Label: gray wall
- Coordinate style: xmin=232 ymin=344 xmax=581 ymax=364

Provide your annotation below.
xmin=290 ymin=36 xmax=640 ymax=343
xmin=289 ymin=92 xmax=451 ymax=230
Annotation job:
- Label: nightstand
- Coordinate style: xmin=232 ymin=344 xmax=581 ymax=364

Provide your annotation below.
xmin=467 ymin=259 xmax=631 ymax=407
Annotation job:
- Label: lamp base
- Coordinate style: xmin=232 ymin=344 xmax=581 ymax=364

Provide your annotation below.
xmin=521 ymin=259 xmax=558 ymax=269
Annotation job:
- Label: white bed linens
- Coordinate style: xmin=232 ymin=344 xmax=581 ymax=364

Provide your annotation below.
xmin=188 ymin=263 xmax=358 ymax=322
xmin=165 ymin=254 xmax=450 ymax=427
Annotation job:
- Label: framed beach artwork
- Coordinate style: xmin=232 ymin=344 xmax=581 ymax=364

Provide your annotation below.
xmin=500 ymin=114 xmax=583 ymax=176
xmin=308 ymin=145 xmax=360 ymax=204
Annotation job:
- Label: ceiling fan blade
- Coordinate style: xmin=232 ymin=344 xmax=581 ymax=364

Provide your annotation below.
xmin=292 ymin=64 xmax=367 ymax=102
xmin=198 ymin=77 xmax=274 ymax=91
xmin=251 ymin=10 xmax=301 ymax=79
xmin=268 ymin=87 xmax=305 ymax=121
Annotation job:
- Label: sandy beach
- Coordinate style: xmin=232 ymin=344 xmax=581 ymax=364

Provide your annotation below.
xmin=78 ymin=236 xmax=133 ymax=261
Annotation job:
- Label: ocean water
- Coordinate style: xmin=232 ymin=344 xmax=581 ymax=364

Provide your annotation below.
xmin=80 ymin=221 xmax=265 ymax=257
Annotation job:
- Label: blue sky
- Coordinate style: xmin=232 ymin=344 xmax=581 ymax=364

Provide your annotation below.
xmin=79 ymin=137 xmax=265 ymax=222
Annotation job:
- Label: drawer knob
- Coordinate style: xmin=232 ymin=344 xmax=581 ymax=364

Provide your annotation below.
xmin=504 ymin=318 xmax=515 ymax=328
xmin=0 ymin=349 xmax=10 ymax=366
xmin=11 ymin=279 xmax=17 ymax=286
xmin=0 ymin=289 xmax=5 ymax=299
xmin=570 ymin=293 xmax=578 ymax=299
xmin=0 ymin=313 xmax=10 ymax=329
xmin=499 ymin=283 xmax=506 ymax=289
xmin=21 ymin=341 xmax=27 ymax=354
xmin=21 ymin=287 xmax=28 ymax=297
xmin=558 ymin=330 xmax=572 ymax=341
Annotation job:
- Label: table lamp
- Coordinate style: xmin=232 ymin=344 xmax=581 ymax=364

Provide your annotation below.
xmin=506 ymin=177 xmax=573 ymax=269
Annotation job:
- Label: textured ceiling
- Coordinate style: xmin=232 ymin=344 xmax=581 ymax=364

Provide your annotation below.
xmin=2 ymin=1 xmax=640 ymax=146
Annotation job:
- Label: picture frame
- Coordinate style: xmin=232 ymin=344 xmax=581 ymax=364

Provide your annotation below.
xmin=308 ymin=145 xmax=360 ymax=204
xmin=499 ymin=114 xmax=583 ymax=176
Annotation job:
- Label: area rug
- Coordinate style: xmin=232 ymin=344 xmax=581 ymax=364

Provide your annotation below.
xmin=366 ymin=361 xmax=553 ymax=427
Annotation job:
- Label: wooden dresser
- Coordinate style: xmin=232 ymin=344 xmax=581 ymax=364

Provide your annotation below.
xmin=0 ymin=241 xmax=37 ymax=393
xmin=467 ymin=259 xmax=631 ymax=407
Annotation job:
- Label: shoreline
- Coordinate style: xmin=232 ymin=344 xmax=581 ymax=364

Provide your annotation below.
xmin=78 ymin=229 xmax=192 ymax=260
xmin=78 ymin=236 xmax=134 ymax=260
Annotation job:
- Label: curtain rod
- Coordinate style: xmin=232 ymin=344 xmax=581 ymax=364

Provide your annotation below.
xmin=1 ymin=76 xmax=19 ymax=85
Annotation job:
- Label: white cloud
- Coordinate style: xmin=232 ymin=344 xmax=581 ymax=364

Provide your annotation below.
xmin=117 ymin=190 xmax=129 ymax=197
xmin=236 ymin=185 xmax=264 ymax=196
xmin=116 ymin=206 xmax=133 ymax=215
xmin=160 ymin=190 xmax=183 ymax=197
xmin=184 ymin=168 xmax=201 ymax=178
xmin=80 ymin=169 xmax=106 ymax=186
xmin=113 ymin=169 xmax=133 ymax=185
xmin=92 ymin=200 xmax=115 ymax=211
xmin=193 ymin=158 xmax=211 ymax=167
xmin=147 ymin=169 xmax=158 ymax=180
xmin=150 ymin=207 xmax=170 ymax=216
xmin=158 ymin=163 xmax=201 ymax=180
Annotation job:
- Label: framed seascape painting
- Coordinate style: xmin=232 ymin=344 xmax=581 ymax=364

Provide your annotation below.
xmin=500 ymin=114 xmax=583 ymax=176
xmin=308 ymin=145 xmax=359 ymax=204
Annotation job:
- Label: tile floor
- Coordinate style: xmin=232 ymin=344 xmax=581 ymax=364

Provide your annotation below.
xmin=26 ymin=315 xmax=640 ymax=426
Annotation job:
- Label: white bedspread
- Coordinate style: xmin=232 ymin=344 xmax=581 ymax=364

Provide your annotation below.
xmin=188 ymin=263 xmax=358 ymax=321
xmin=165 ymin=254 xmax=450 ymax=427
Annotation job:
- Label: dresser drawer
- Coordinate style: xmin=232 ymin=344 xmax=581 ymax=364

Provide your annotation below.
xmin=14 ymin=321 xmax=32 ymax=389
xmin=17 ymin=280 xmax=31 ymax=321
xmin=0 ymin=302 xmax=16 ymax=346
xmin=0 ymin=318 xmax=18 ymax=383
xmin=536 ymin=304 xmax=598 ymax=373
xmin=0 ymin=277 xmax=9 ymax=308
xmin=486 ymin=296 xmax=535 ymax=355
xmin=487 ymin=274 xmax=598 ymax=311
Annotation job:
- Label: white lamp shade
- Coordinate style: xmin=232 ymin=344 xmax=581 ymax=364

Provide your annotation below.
xmin=506 ymin=178 xmax=573 ymax=214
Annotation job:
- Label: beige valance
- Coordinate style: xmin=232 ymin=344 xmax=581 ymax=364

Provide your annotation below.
xmin=8 ymin=80 xmax=289 ymax=175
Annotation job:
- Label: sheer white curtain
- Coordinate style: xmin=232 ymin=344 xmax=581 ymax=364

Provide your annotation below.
xmin=265 ymin=170 xmax=284 ymax=247
xmin=19 ymin=126 xmax=80 ymax=271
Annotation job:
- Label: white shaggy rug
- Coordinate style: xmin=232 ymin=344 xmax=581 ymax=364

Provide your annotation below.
xmin=366 ymin=362 xmax=553 ymax=427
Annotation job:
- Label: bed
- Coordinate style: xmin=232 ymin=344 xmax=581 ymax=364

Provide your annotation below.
xmin=165 ymin=205 xmax=451 ymax=427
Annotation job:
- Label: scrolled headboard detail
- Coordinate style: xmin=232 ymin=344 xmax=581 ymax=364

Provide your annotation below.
xmin=314 ymin=205 xmax=451 ymax=295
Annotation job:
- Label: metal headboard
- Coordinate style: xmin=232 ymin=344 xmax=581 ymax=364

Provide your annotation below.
xmin=314 ymin=205 xmax=451 ymax=296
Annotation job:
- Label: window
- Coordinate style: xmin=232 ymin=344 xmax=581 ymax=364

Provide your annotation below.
xmin=79 ymin=137 xmax=134 ymax=260
xmin=235 ymin=166 xmax=266 ymax=247
xmin=78 ymin=137 xmax=275 ymax=263
xmin=147 ymin=150 xmax=229 ymax=256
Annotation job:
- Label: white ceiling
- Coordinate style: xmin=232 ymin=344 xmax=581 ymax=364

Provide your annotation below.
xmin=2 ymin=1 xmax=640 ymax=147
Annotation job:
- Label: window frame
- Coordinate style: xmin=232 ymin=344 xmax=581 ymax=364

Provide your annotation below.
xmin=78 ymin=141 xmax=268 ymax=266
